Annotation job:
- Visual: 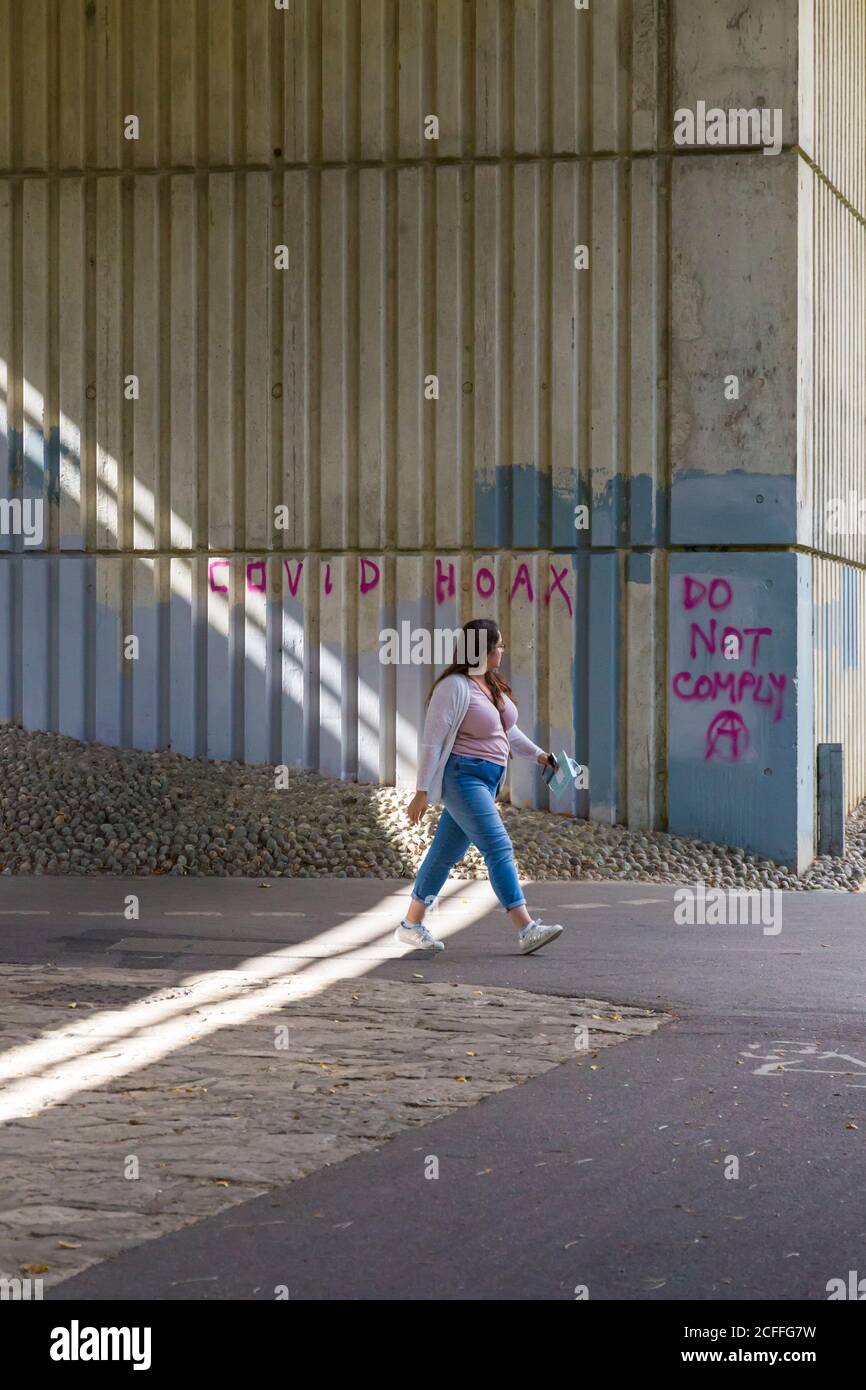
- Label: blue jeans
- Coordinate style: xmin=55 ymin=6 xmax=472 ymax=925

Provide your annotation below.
xmin=412 ymin=754 xmax=525 ymax=912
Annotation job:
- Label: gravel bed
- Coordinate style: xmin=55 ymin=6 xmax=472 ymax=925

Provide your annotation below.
xmin=1 ymin=727 xmax=863 ymax=890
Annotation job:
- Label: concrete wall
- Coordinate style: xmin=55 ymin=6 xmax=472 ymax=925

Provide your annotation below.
xmin=665 ymin=0 xmax=864 ymax=868
xmin=796 ymin=0 xmax=866 ymax=826
xmin=0 ymin=0 xmax=863 ymax=869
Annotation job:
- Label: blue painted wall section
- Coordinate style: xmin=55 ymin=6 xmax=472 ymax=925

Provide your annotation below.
xmin=474 ymin=465 xmax=664 ymax=550
xmin=670 ymin=471 xmax=796 ymax=546
xmin=571 ymin=551 xmax=591 ymax=821
xmin=795 ymin=555 xmax=815 ymax=871
xmin=587 ymin=551 xmax=621 ymax=825
xmin=668 ymin=552 xmax=812 ymax=870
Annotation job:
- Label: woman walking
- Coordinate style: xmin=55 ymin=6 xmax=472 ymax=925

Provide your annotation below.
xmin=397 ymin=618 xmax=565 ymax=956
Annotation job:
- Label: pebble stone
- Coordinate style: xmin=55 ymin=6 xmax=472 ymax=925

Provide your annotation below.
xmin=1 ymin=727 xmax=863 ymax=892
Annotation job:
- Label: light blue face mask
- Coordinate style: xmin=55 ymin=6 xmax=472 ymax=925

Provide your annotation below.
xmin=548 ymin=750 xmax=588 ymax=796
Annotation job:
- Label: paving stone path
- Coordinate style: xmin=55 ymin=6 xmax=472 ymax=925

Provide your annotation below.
xmin=0 ymin=962 xmax=670 ymax=1288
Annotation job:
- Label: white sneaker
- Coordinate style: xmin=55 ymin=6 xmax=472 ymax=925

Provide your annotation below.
xmin=518 ymin=918 xmax=564 ymax=955
xmin=394 ymin=920 xmax=445 ymax=954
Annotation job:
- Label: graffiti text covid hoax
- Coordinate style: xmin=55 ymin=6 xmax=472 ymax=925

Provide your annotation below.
xmin=207 ymin=557 xmax=574 ymax=618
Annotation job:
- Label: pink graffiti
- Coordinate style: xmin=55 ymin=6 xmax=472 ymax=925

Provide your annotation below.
xmin=436 ymin=559 xmax=455 ymax=605
xmin=676 ymin=576 xmax=788 ymax=757
xmin=246 ymin=559 xmax=266 ymax=593
xmin=510 ymin=563 xmax=533 ymax=603
xmin=208 ymin=559 xmax=229 ymax=594
xmin=689 ymin=621 xmax=773 ymax=666
xmin=283 ymin=559 xmax=303 ymax=596
xmin=672 ymin=669 xmax=786 ymax=722
xmin=544 ymin=563 xmax=573 ymax=618
xmin=705 ymin=709 xmax=749 ymax=762
xmin=360 ymin=557 xmax=380 ymax=594
xmin=476 ymin=567 xmax=495 ymax=599
xmin=683 ymin=576 xmax=733 ymax=611
xmin=204 ymin=556 xmax=574 ymax=619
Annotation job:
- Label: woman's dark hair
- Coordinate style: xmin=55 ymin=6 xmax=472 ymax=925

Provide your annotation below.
xmin=426 ymin=618 xmax=514 ymax=710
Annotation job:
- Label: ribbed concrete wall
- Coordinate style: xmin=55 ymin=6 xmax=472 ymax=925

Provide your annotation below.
xmin=0 ymin=0 xmax=669 ymax=831
xmin=798 ymin=0 xmax=866 ymax=817
xmin=0 ymin=0 xmax=663 ymax=168
xmin=799 ymin=0 xmax=866 ymax=220
xmin=799 ymin=165 xmax=866 ymax=569
xmin=813 ymin=555 xmax=866 ymax=813
xmin=0 ymin=0 xmax=864 ymax=867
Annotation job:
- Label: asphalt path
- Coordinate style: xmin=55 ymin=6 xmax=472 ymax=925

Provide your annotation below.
xmin=1 ymin=876 xmax=863 ymax=1299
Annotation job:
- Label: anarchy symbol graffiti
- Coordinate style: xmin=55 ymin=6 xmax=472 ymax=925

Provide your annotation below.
xmin=704 ymin=708 xmax=749 ymax=762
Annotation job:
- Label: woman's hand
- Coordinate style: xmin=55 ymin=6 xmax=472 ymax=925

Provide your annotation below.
xmin=536 ymin=751 xmax=553 ymax=767
xmin=407 ymin=791 xmax=429 ymax=825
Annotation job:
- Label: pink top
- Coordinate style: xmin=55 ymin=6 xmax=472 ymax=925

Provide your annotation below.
xmin=451 ymin=680 xmax=517 ymax=766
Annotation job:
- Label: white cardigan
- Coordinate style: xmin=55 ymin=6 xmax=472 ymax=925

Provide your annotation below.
xmin=416 ymin=673 xmax=545 ymax=803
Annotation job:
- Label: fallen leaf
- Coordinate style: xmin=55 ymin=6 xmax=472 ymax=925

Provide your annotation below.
xmin=21 ymin=1263 xmax=49 ymax=1275
xmin=846 ymin=1122 xmax=859 ymax=1130
xmin=57 ymin=1241 xmax=81 ymax=1250
xmin=212 ymin=1179 xmax=230 ymax=1187
xmin=454 ymin=1075 xmax=468 ymax=1082
xmin=465 ymin=1051 xmax=476 ymax=1057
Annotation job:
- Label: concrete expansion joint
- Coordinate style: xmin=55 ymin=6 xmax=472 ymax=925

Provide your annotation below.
xmin=794 ymin=147 xmax=866 ymax=229
xmin=4 ymin=544 xmax=854 ymax=561
xmin=0 ymin=142 xmax=814 ymax=184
